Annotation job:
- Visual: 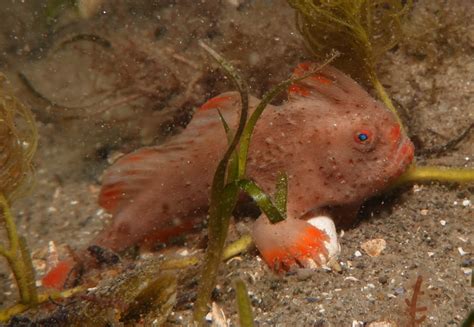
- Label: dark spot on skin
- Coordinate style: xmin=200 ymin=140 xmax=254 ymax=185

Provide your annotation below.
xmin=162 ymin=203 xmax=170 ymax=213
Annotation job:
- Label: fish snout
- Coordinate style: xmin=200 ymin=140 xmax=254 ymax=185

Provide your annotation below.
xmin=393 ymin=137 xmax=415 ymax=177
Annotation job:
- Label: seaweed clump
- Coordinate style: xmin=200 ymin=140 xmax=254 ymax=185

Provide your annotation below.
xmin=287 ymin=0 xmax=411 ymax=120
xmin=0 ymin=74 xmax=38 ymax=310
xmin=0 ymin=74 xmax=37 ymax=202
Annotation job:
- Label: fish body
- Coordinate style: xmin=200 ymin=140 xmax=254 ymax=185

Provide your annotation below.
xmin=92 ymin=63 xmax=414 ymax=271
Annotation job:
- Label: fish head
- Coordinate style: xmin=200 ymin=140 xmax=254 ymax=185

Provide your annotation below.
xmin=288 ymin=62 xmax=414 ymax=204
xmin=317 ymin=105 xmax=414 ymax=200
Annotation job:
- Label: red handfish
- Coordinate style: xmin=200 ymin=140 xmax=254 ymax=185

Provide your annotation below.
xmin=43 ymin=62 xmax=414 ymax=286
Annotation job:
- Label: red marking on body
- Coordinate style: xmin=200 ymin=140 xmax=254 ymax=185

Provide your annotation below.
xmin=121 ymin=148 xmax=157 ymax=163
xmin=393 ymin=140 xmax=415 ymax=177
xmin=400 ymin=142 xmax=414 ymax=158
xmin=99 ymin=182 xmax=128 ymax=212
xmin=123 ymin=154 xmax=144 ymax=163
xmin=389 ymin=125 xmax=401 ymax=144
xmin=311 ymin=74 xmax=332 ymax=85
xmin=42 ymin=260 xmax=74 ymax=290
xmin=199 ymin=95 xmax=235 ymax=111
xmin=140 ymin=217 xmax=199 ymax=248
xmin=293 ymin=63 xmax=332 ymax=85
xmin=296 ymin=62 xmax=311 ymax=72
xmin=293 ymin=64 xmax=309 ymax=77
xmin=288 ymin=84 xmax=311 ymax=97
xmin=123 ymin=169 xmax=147 ymax=176
xmin=260 ymin=226 xmax=329 ymax=273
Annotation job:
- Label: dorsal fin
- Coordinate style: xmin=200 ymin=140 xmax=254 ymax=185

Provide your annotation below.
xmin=287 ymin=62 xmax=369 ymax=104
xmin=186 ymin=91 xmax=261 ymax=136
xmin=187 ymin=91 xmax=241 ymax=132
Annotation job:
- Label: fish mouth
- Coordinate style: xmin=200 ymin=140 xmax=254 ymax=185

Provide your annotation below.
xmin=391 ymin=138 xmax=415 ymax=179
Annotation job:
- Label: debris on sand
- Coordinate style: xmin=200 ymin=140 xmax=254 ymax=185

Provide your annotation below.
xmin=361 ymin=239 xmax=387 ymax=257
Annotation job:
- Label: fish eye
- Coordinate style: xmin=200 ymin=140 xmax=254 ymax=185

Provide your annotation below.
xmin=357 ymin=132 xmax=368 ymax=142
xmin=352 ymin=128 xmax=376 ymax=152
xmin=354 ymin=129 xmax=372 ymax=144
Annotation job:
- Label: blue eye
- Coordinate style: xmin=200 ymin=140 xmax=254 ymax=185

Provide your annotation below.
xmin=354 ymin=129 xmax=372 ymax=144
xmin=358 ymin=133 xmax=368 ymax=141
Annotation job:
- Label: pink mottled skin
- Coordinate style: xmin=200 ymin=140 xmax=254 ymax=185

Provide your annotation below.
xmin=94 ymin=62 xmax=414 ymax=271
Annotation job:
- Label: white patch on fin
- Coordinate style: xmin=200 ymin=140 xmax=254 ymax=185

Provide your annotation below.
xmin=307 ymin=215 xmax=341 ymax=260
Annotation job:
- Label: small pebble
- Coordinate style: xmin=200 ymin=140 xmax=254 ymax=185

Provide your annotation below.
xmin=344 ymin=276 xmax=359 ymax=282
xmin=47 ymin=206 xmax=57 ymax=213
xmin=457 ymin=247 xmax=468 ymax=256
xmin=462 ymin=199 xmax=471 ymax=206
xmin=356 ymin=262 xmax=365 ymax=269
xmin=361 ymin=238 xmax=386 ymax=257
xmin=378 ymin=276 xmax=388 ymax=284
xmin=408 ymin=263 xmax=418 ymax=270
xmin=296 ymin=268 xmax=314 ymax=281
xmin=367 ymin=321 xmax=397 ymax=327
xmin=439 ymin=220 xmax=446 ymax=226
xmin=354 ymin=250 xmax=362 ymax=257
xmin=394 ymin=287 xmax=405 ymax=295
xmin=461 ymin=258 xmax=473 ymax=267
xmin=306 ymin=297 xmax=319 ymax=303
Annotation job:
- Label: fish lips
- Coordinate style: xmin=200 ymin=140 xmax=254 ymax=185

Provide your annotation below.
xmin=391 ymin=137 xmax=415 ymax=179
